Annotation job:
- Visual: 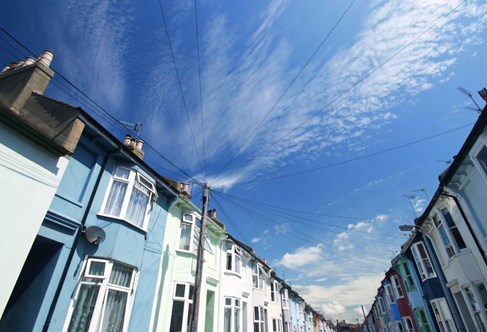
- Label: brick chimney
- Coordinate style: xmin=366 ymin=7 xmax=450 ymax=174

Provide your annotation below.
xmin=479 ymin=88 xmax=487 ymax=104
xmin=0 ymin=50 xmax=55 ymax=113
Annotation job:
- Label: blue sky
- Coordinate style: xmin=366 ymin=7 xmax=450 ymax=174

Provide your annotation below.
xmin=2 ymin=0 xmax=487 ymax=323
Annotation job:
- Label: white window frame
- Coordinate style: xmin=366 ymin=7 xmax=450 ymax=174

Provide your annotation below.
xmin=224 ymin=297 xmax=241 ymax=332
xmin=282 ymin=289 xmax=290 ymax=309
xmin=464 ymin=285 xmax=487 ymax=332
xmin=63 ymin=257 xmax=138 ymax=332
xmin=272 ymin=317 xmax=282 ymax=332
xmin=254 ymin=306 xmax=265 ymax=332
xmin=177 ymin=212 xmax=201 ymax=253
xmin=385 ymin=284 xmax=395 ymax=305
xmin=411 ymin=242 xmax=436 ymax=281
xmin=403 ymin=316 xmax=414 ymax=332
xmin=225 ymin=242 xmax=242 ymax=275
xmin=438 ymin=206 xmax=467 ymax=252
xmin=430 ymin=298 xmax=457 ymax=332
xmin=391 ymin=275 xmax=404 ymax=299
xmin=378 ymin=296 xmax=386 ymax=314
xmin=271 ymin=280 xmax=278 ymax=302
xmin=169 ymin=282 xmax=194 ymax=332
xmin=401 ymin=262 xmax=416 ymax=292
xmin=252 ymin=263 xmax=265 ymax=289
xmin=100 ymin=166 xmax=156 ymax=230
xmin=474 ymin=143 xmax=487 ymax=181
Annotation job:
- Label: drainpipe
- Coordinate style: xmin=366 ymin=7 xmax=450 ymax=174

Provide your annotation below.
xmin=441 ymin=191 xmax=487 ymax=267
xmin=42 ymin=147 xmax=120 ymax=332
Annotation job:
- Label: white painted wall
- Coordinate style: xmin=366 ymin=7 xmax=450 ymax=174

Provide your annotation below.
xmin=0 ymin=122 xmax=68 ymax=316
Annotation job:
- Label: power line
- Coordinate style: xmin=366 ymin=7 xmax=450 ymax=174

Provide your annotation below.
xmin=238 ymin=122 xmax=474 ymax=185
xmin=211 ymin=193 xmax=250 ymax=244
xmin=214 ymin=0 xmax=357 ymax=180
xmin=223 ymin=0 xmax=468 ymax=180
xmin=0 ymin=27 xmax=200 ymax=184
xmin=213 ymin=190 xmax=404 ymax=244
xmin=156 ymin=0 xmax=205 ymax=179
xmin=215 ymin=190 xmax=393 ymax=266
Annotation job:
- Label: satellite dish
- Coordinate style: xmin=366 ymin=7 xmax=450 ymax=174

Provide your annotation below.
xmin=84 ymin=226 xmax=106 ymax=245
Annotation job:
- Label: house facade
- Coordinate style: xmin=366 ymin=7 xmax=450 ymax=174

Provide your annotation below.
xmin=0 ymin=51 xmax=84 ymax=318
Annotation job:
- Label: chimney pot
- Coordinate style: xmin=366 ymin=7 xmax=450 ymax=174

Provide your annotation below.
xmin=123 ymin=134 xmax=133 ymax=146
xmin=479 ymin=88 xmax=487 ymax=103
xmin=1 ymin=65 xmax=11 ymax=73
xmin=180 ymin=182 xmax=191 ymax=199
xmin=24 ymin=57 xmax=36 ymax=66
xmin=135 ymin=139 xmax=143 ymax=149
xmin=38 ymin=50 xmax=54 ymax=67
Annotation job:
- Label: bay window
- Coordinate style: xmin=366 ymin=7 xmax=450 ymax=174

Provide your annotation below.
xmin=64 ymin=258 xmax=137 ymax=332
xmin=411 ymin=242 xmax=436 ymax=281
xmin=101 ymin=166 xmax=156 ymax=229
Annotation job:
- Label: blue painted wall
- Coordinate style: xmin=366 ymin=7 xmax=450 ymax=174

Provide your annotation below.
xmin=0 ymin=128 xmax=176 ymax=332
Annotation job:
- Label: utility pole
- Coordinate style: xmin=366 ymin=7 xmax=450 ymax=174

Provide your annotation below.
xmin=190 ymin=183 xmax=209 ymax=332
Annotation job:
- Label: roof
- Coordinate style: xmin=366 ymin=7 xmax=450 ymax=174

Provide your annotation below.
xmin=0 ymin=92 xmax=84 ymax=155
xmin=416 ymin=104 xmax=487 ymax=226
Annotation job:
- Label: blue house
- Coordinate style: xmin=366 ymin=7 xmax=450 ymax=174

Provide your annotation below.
xmin=0 ymin=56 xmax=181 ymax=331
xmin=403 ymin=231 xmax=466 ymax=332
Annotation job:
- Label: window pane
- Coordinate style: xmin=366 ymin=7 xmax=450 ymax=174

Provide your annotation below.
xmin=114 ymin=167 xmax=130 ymax=179
xmin=476 ymin=145 xmax=487 ymax=175
xmin=169 ymin=300 xmax=184 ymax=332
xmin=179 ymin=223 xmax=192 ymax=251
xmin=235 ymin=308 xmax=240 ymax=332
xmin=88 ymin=261 xmax=106 ymax=276
xmin=175 ymin=284 xmax=185 ymax=298
xmin=104 ymin=181 xmax=127 ymax=216
xmin=226 ymin=253 xmax=233 ymax=270
xmin=67 ymin=284 xmax=100 ymax=332
xmin=126 ymin=186 xmax=149 ymax=227
xmin=224 ymin=307 xmax=232 ymax=332
xmin=109 ymin=263 xmax=133 ymax=288
xmin=450 ymin=228 xmax=466 ymax=249
xmin=100 ymin=289 xmax=128 ymax=332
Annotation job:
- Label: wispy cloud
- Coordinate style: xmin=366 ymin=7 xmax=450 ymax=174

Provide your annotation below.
xmin=184 ymin=0 xmax=486 ymax=185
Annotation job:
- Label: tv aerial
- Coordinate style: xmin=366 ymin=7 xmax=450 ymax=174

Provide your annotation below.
xmin=120 ymin=120 xmax=143 ymax=139
xmin=458 ymin=86 xmax=481 ymax=113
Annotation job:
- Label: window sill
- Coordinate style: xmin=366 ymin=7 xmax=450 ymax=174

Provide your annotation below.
xmin=224 ymin=271 xmax=241 ymax=278
xmin=96 ymin=213 xmax=147 ymax=232
xmin=176 ymin=249 xmax=197 ymax=256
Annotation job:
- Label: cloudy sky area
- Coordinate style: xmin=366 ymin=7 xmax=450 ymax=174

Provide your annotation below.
xmin=2 ymin=0 xmax=487 ymax=322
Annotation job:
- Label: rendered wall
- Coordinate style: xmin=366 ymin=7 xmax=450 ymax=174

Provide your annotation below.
xmin=0 ymin=121 xmax=68 ymax=316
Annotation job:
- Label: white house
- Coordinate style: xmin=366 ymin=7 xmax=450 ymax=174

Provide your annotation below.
xmin=149 ymin=197 xmax=226 ymax=332
xmin=0 ymin=51 xmax=84 ymax=317
xmin=416 ymin=103 xmax=487 ymax=331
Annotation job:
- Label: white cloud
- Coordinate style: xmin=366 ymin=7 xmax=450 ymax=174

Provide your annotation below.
xmin=277 ymin=245 xmax=323 ymax=269
xmin=296 ymin=272 xmax=384 ymax=320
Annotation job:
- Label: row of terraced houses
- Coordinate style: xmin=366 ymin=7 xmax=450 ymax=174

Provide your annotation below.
xmin=0 ymin=53 xmax=337 ymax=332
xmin=362 ymin=89 xmax=487 ymax=332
